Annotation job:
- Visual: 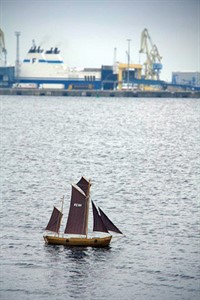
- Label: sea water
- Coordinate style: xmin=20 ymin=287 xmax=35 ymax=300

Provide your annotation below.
xmin=0 ymin=96 xmax=199 ymax=300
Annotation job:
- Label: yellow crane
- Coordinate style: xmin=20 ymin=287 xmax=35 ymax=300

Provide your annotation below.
xmin=139 ymin=28 xmax=162 ymax=80
xmin=0 ymin=28 xmax=7 ymax=66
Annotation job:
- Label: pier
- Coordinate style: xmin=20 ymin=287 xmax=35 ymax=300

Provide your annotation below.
xmin=0 ymin=88 xmax=199 ymax=98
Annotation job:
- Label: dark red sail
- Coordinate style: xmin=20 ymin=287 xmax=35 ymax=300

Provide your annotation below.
xmin=45 ymin=206 xmax=63 ymax=233
xmin=92 ymin=201 xmax=108 ymax=233
xmin=99 ymin=207 xmax=123 ymax=234
xmin=64 ymin=184 xmax=88 ymax=235
xmin=77 ymin=176 xmax=90 ymax=196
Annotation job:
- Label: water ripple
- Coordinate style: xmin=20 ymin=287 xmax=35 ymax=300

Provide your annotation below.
xmin=0 ymin=96 xmax=200 ymax=300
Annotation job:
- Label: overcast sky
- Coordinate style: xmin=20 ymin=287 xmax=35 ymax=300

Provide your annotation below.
xmin=0 ymin=0 xmax=199 ymax=81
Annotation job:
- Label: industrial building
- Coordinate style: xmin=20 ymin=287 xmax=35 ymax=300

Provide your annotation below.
xmin=0 ymin=66 xmax=15 ymax=87
xmin=172 ymin=72 xmax=200 ymax=88
xmin=0 ymin=29 xmax=15 ymax=87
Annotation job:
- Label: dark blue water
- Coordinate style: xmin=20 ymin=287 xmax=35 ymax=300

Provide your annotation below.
xmin=0 ymin=96 xmax=199 ymax=300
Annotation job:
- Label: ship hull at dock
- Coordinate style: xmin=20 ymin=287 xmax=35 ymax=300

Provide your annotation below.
xmin=44 ymin=235 xmax=112 ymax=247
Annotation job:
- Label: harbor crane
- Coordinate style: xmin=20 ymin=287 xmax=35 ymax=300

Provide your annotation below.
xmin=0 ymin=28 xmax=7 ymax=66
xmin=139 ymin=28 xmax=162 ymax=80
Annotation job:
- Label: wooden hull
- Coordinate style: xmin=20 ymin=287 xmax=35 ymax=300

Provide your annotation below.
xmin=44 ymin=235 xmax=112 ymax=247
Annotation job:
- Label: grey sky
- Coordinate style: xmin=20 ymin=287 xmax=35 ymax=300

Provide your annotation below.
xmin=0 ymin=0 xmax=199 ymax=80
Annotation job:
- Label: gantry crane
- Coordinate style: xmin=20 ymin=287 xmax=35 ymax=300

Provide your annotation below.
xmin=139 ymin=28 xmax=162 ymax=80
xmin=0 ymin=28 xmax=7 ymax=66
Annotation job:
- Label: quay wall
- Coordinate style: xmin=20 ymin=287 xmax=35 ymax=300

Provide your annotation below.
xmin=0 ymin=88 xmax=199 ymax=98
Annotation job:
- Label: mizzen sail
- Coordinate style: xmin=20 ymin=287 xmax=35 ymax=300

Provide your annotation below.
xmin=92 ymin=201 xmax=108 ymax=233
xmin=64 ymin=184 xmax=88 ymax=235
xmin=45 ymin=206 xmax=63 ymax=233
xmin=99 ymin=207 xmax=123 ymax=234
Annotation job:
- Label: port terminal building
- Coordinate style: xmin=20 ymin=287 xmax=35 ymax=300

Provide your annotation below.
xmin=0 ymin=65 xmax=199 ymax=91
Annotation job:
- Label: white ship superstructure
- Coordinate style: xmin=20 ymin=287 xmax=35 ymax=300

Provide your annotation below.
xmin=18 ymin=44 xmax=101 ymax=88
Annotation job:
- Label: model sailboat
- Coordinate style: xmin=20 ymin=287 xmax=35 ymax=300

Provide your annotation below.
xmin=43 ymin=177 xmax=123 ymax=247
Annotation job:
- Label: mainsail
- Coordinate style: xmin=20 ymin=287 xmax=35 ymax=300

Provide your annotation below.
xmin=92 ymin=201 xmax=108 ymax=233
xmin=45 ymin=206 xmax=63 ymax=233
xmin=64 ymin=184 xmax=88 ymax=235
xmin=98 ymin=207 xmax=123 ymax=234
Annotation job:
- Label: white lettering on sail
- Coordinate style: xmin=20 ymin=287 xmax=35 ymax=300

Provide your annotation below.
xmin=74 ymin=203 xmax=82 ymax=207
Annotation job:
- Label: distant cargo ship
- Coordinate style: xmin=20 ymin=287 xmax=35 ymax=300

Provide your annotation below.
xmin=18 ymin=43 xmax=103 ymax=89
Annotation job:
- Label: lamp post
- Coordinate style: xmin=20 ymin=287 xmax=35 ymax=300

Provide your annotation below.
xmin=127 ymin=39 xmax=131 ymax=89
xmin=15 ymin=31 xmax=21 ymax=78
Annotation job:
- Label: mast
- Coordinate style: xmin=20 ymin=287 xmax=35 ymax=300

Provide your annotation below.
xmin=85 ymin=179 xmax=91 ymax=238
xmin=58 ymin=195 xmax=64 ymax=236
xmin=76 ymin=176 xmax=91 ymax=238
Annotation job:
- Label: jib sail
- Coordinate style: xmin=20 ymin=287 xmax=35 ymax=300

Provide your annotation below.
xmin=92 ymin=201 xmax=108 ymax=233
xmin=99 ymin=207 xmax=123 ymax=234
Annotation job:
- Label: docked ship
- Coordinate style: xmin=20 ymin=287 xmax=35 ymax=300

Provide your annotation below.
xmin=17 ymin=42 xmax=103 ymax=90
